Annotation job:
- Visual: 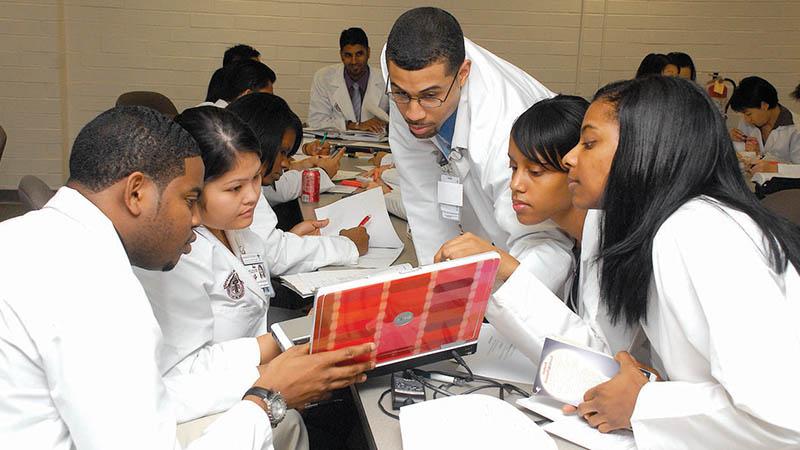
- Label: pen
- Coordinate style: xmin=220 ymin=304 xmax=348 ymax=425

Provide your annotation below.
xmin=358 ymin=215 xmax=371 ymax=227
xmin=320 ymin=132 xmax=327 ymax=146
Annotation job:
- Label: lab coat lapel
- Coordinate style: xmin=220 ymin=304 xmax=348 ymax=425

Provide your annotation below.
xmin=362 ymin=68 xmax=389 ymax=122
xmin=332 ymin=67 xmax=357 ymax=123
xmin=197 ymin=228 xmax=267 ymax=305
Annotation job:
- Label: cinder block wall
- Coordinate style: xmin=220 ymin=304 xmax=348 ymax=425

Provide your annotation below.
xmin=1 ymin=0 xmax=799 ymax=189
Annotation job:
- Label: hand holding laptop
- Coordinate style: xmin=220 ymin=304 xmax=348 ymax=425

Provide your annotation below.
xmin=255 ymin=342 xmax=376 ymax=410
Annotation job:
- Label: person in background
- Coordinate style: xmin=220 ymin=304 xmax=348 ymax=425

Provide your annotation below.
xmin=227 ymin=93 xmax=368 ymax=276
xmin=381 ymin=7 xmax=573 ymax=293
xmin=634 ymin=53 xmax=678 ymax=78
xmin=206 ymin=44 xmax=262 ymax=103
xmin=667 ymin=51 xmax=696 ymax=81
xmin=308 ymin=27 xmax=389 ymax=133
xmin=199 ymin=59 xmax=276 ymax=108
xmin=0 ymin=105 xmax=281 ymax=449
xmin=135 ymin=107 xmax=374 ymax=436
xmin=729 ymin=76 xmax=800 ymax=175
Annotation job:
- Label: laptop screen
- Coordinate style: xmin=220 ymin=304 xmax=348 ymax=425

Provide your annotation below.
xmin=310 ymin=252 xmax=500 ymax=367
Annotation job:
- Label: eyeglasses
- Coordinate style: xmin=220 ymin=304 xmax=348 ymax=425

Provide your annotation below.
xmin=386 ymin=74 xmax=458 ymax=109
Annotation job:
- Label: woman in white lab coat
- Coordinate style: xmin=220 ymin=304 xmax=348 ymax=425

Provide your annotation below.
xmin=729 ymin=76 xmax=800 ymax=177
xmin=502 ymin=76 xmax=800 ymax=448
xmin=433 ymin=95 xmax=590 ymax=358
xmin=226 ymin=93 xmax=368 ymax=275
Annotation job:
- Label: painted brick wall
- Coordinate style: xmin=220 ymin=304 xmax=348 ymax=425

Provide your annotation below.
xmin=1 ymin=0 xmax=799 ymax=189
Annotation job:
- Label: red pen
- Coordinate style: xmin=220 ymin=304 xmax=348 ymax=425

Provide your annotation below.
xmin=358 ymin=215 xmax=371 ymax=227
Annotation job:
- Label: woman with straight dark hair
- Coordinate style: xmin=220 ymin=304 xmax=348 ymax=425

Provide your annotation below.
xmin=434 ymin=95 xmax=592 ymax=363
xmin=634 ymin=53 xmax=677 ymax=78
xmin=226 ymin=93 xmax=368 ymax=277
xmin=134 ymin=106 xmax=374 ymax=434
xmin=667 ymin=51 xmax=696 ymax=81
xmin=544 ymin=76 xmax=799 ymax=447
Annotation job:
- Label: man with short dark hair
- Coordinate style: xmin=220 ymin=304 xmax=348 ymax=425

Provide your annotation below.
xmin=308 ymin=27 xmax=389 ymax=132
xmin=380 ymin=7 xmax=572 ymax=293
xmin=224 ymin=44 xmax=261 ymax=67
xmin=0 ymin=106 xmax=293 ymax=449
xmin=730 ymin=76 xmax=800 ymax=177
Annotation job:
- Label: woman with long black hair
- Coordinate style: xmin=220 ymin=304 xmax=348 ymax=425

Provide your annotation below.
xmin=557 ymin=76 xmax=800 ymax=447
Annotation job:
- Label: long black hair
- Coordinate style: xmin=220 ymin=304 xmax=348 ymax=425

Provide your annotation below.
xmin=511 ymin=95 xmax=589 ymax=172
xmin=226 ymin=93 xmax=302 ymax=172
xmin=595 ymin=76 xmax=800 ymax=325
xmin=174 ymin=106 xmax=261 ymax=182
xmin=667 ymin=52 xmax=696 ymax=81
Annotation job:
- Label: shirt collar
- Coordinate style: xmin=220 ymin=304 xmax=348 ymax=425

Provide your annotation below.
xmin=344 ymin=66 xmax=370 ymax=93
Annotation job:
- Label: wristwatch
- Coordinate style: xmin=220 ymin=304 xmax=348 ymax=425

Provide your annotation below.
xmin=243 ymin=387 xmax=288 ymax=428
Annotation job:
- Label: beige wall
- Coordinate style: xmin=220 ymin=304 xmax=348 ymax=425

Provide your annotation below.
xmin=1 ymin=0 xmax=799 ymax=189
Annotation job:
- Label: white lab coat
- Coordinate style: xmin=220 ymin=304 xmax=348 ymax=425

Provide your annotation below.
xmin=734 ymin=108 xmax=800 ymax=169
xmin=135 ymin=226 xmax=272 ymax=422
xmin=263 ymin=168 xmax=334 ymax=206
xmin=250 ymin=193 xmax=359 ymax=274
xmin=0 ymin=187 xmax=271 ymax=450
xmin=488 ymin=197 xmax=800 ymax=449
xmin=380 ymin=38 xmax=573 ymax=293
xmin=307 ymin=64 xmax=389 ymax=131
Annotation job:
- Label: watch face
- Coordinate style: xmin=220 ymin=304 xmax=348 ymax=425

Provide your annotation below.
xmin=271 ymin=398 xmax=287 ymax=419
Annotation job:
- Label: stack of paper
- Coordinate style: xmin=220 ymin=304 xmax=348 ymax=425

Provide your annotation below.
xmin=315 ymin=187 xmax=404 ymax=268
xmin=279 ymin=264 xmax=412 ymax=298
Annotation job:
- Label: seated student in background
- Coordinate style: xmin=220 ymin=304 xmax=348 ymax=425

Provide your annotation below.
xmin=135 ymin=107 xmax=374 ymax=427
xmin=198 ymin=59 xmax=276 ymax=108
xmin=206 ymin=43 xmax=261 ymax=103
xmin=0 ymin=105 xmax=297 ymax=449
xmin=730 ymin=76 xmax=800 ymax=175
xmin=227 ymin=93 xmax=369 ymax=275
xmin=667 ymin=51 xmax=696 ymax=81
xmin=634 ymin=53 xmax=678 ymax=78
xmin=433 ymin=95 xmax=590 ymax=361
xmin=308 ymin=27 xmax=389 ymax=133
xmin=228 ymin=93 xmax=343 ymax=206
xmin=514 ymin=76 xmax=800 ymax=447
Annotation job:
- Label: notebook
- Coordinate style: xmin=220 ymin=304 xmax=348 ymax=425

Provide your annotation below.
xmin=310 ymin=252 xmax=501 ymax=375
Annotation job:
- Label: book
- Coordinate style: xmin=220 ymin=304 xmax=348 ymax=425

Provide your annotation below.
xmin=533 ymin=337 xmax=622 ymax=407
xmin=279 ymin=264 xmax=413 ymax=298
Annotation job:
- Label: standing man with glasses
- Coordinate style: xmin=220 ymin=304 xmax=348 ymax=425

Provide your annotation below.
xmin=308 ymin=28 xmax=389 ymax=133
xmin=381 ymin=7 xmax=573 ymax=293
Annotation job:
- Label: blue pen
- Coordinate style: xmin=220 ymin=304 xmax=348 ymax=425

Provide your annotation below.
xmin=320 ymin=132 xmax=328 ymax=146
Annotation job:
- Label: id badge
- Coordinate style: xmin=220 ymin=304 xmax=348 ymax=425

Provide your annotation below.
xmin=437 ymin=174 xmax=462 ymax=222
xmin=241 ymin=253 xmax=275 ymax=297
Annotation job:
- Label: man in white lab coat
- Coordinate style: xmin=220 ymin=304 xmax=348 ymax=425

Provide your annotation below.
xmin=308 ymin=27 xmax=389 ymax=133
xmin=0 ymin=106 xmax=374 ymax=450
xmin=381 ymin=7 xmax=572 ymax=290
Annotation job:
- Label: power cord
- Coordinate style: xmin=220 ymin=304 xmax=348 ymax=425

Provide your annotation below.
xmin=376 ymin=352 xmax=531 ymax=420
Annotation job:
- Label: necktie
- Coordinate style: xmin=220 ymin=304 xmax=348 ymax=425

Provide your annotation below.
xmin=352 ymin=84 xmax=362 ymax=123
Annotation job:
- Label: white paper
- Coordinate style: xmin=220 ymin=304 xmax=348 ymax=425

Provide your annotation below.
xmin=347 ymin=141 xmax=391 ymax=150
xmin=331 ymin=170 xmax=360 ymax=181
xmin=291 ymin=154 xmax=311 ymax=162
xmin=315 ymin=187 xmax=403 ymax=248
xmin=279 ymin=264 xmax=412 ymax=297
xmin=517 ymin=397 xmax=638 ymax=450
xmin=400 ymin=394 xmax=557 ymax=450
xmin=353 ymin=247 xmax=402 ymax=268
xmin=459 ymin=323 xmax=538 ymax=385
xmin=328 ymin=185 xmax=358 ymax=194
xmin=356 ymin=165 xmax=374 ymax=172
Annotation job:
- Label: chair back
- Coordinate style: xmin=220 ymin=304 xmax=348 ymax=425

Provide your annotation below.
xmin=116 ymin=91 xmax=179 ymax=118
xmin=18 ymin=175 xmax=55 ymax=210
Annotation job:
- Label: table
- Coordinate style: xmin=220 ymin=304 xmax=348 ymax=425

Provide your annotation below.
xmin=300 ymin=153 xmax=585 ymax=449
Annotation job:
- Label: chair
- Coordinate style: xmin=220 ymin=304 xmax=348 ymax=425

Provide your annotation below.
xmin=761 ymin=189 xmax=800 ymax=226
xmin=0 ymin=125 xmax=6 ymax=166
xmin=18 ymin=175 xmax=55 ymax=210
xmin=115 ymin=91 xmax=179 ymax=118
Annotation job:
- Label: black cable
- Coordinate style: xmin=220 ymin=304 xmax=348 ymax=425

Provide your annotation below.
xmin=377 ymin=388 xmax=399 ymax=420
xmin=405 ymin=370 xmax=454 ymax=397
xmin=451 ymin=350 xmax=473 ymax=381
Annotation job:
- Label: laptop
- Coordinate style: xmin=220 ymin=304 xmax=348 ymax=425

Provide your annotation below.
xmin=271 ymin=252 xmax=500 ymax=376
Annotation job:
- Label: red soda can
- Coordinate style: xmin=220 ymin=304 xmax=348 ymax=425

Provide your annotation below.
xmin=301 ymin=169 xmax=320 ymax=202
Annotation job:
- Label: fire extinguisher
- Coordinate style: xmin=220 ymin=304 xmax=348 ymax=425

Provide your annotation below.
xmin=705 ymin=72 xmax=737 ymax=118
